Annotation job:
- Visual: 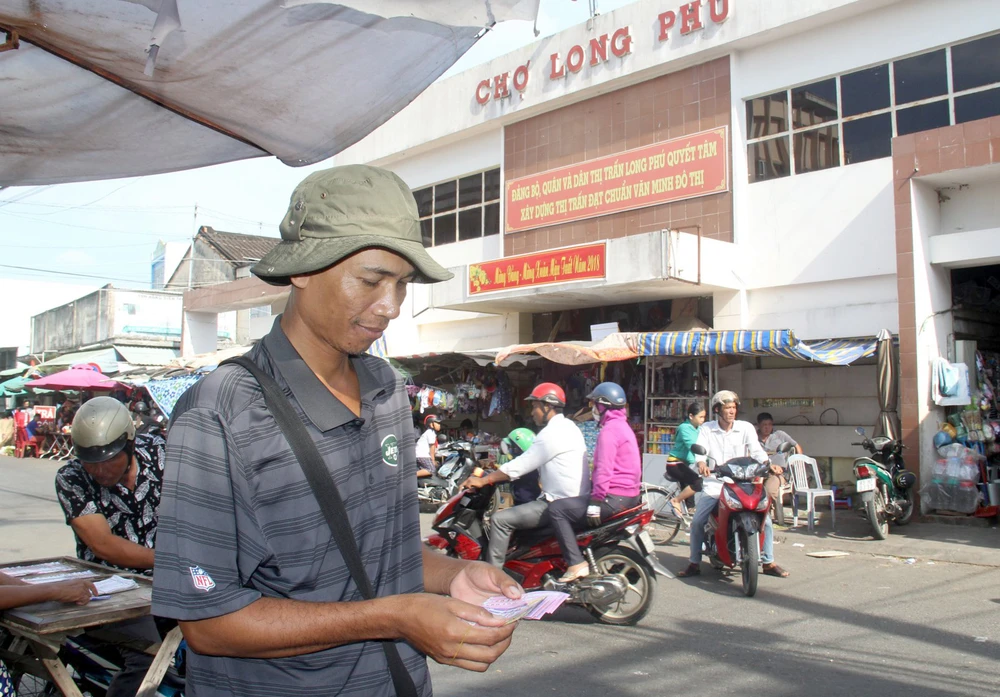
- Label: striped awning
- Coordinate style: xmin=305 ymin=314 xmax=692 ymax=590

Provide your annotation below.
xmin=634 ymin=331 xmax=878 ymax=366
xmin=496 ymin=330 xmax=881 ymax=366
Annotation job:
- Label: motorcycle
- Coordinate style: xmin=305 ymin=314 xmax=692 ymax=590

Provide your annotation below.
xmin=425 ymin=485 xmax=671 ymax=625
xmin=416 ymin=439 xmax=478 ymax=510
xmin=690 ymin=444 xmax=776 ymax=597
xmin=851 ymin=427 xmax=916 ymax=540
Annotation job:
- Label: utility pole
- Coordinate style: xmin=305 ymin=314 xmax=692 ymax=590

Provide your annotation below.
xmin=188 ymin=203 xmax=198 ymax=290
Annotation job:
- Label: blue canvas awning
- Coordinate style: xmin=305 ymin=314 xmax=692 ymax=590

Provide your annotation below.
xmin=634 ymin=331 xmax=879 ymax=366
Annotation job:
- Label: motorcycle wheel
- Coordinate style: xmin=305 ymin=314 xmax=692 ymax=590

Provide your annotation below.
xmin=866 ymin=489 xmax=889 ymax=540
xmin=738 ymin=528 xmax=759 ymax=598
xmin=586 ymin=546 xmax=655 ymax=626
xmin=893 ymin=488 xmax=916 ymax=526
xmin=640 ymin=483 xmax=682 ymax=544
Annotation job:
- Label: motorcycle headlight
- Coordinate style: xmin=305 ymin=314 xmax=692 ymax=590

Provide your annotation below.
xmin=721 ymin=487 xmax=741 ymax=509
xmin=756 ymin=495 xmax=770 ymax=512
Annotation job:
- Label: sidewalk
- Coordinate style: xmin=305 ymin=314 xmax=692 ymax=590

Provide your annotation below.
xmin=772 ymin=506 xmax=1000 ymax=568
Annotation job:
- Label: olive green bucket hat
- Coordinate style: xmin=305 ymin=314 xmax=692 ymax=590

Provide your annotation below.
xmin=251 ymin=165 xmax=453 ymax=285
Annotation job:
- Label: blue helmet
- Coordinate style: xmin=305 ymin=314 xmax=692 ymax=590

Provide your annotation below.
xmin=932 ymin=431 xmax=952 ymax=449
xmin=586 ymin=382 xmax=627 ymax=408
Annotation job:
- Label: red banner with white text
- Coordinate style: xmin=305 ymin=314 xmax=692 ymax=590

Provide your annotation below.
xmin=505 ymin=127 xmax=728 ymax=233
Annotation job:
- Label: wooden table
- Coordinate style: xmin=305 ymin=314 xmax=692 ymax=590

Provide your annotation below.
xmin=0 ymin=557 xmax=183 ymax=697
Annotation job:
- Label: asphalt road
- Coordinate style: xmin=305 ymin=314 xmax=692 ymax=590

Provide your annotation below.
xmin=3 ymin=456 xmax=998 ymax=697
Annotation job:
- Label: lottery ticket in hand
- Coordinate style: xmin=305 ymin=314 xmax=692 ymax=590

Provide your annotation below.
xmin=481 ymin=591 xmax=569 ymax=624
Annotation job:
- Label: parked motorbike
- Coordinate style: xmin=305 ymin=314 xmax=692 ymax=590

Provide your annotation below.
xmin=426 ymin=485 xmax=671 ymax=625
xmin=416 ymin=439 xmax=478 ymax=510
xmin=851 ymin=427 xmax=916 ymax=540
xmin=689 ymin=444 xmax=776 ymax=597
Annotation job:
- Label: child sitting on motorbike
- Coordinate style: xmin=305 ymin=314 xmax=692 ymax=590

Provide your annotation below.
xmin=499 ymin=428 xmax=542 ymax=505
xmin=548 ymin=382 xmax=643 ymax=583
xmin=415 ymin=414 xmax=441 ymax=478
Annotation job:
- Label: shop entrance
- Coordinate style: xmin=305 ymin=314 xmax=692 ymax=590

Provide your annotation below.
xmin=944 ymin=264 xmax=1000 ymax=512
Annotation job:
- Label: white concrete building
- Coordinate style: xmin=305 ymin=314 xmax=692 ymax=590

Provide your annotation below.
xmin=184 ymin=0 xmax=1000 ymax=487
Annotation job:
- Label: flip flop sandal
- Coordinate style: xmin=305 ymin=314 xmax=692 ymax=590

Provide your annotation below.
xmin=762 ymin=563 xmax=790 ymax=578
xmin=669 ymin=501 xmax=684 ymax=519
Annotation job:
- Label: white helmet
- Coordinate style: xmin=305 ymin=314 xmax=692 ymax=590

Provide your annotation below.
xmin=711 ymin=390 xmax=740 ymax=413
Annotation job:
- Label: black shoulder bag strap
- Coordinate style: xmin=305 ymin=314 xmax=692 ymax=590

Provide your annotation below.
xmin=221 ymin=356 xmax=419 ymax=697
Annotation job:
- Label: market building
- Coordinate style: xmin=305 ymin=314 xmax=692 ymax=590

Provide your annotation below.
xmin=180 ymin=0 xmax=1000 ymax=513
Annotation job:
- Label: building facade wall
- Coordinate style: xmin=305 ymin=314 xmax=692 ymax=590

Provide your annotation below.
xmin=893 ymin=115 xmax=1000 ymax=484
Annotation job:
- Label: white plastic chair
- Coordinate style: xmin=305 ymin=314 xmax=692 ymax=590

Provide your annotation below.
xmin=788 ymin=454 xmax=835 ymax=532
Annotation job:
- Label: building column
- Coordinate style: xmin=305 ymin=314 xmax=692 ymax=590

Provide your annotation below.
xmin=181 ymin=311 xmax=218 ymax=357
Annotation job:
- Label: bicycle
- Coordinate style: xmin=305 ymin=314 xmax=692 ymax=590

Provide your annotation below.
xmin=641 ymin=480 xmax=691 ymax=544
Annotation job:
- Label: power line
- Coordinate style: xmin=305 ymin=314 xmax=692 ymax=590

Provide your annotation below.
xmin=0 ymin=263 xmax=260 ymax=289
xmin=0 ymin=263 xmax=148 ymax=284
xmin=17 ymin=180 xmax=143 ymax=216
xmin=0 ymin=211 xmax=185 ymax=237
xmin=0 ymin=186 xmax=55 ymax=209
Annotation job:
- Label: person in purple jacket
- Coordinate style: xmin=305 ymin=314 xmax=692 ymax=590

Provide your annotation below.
xmin=548 ymin=382 xmax=642 ymax=583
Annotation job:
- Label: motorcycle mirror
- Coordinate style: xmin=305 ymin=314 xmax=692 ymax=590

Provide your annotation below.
xmin=690 ymin=444 xmax=707 ymax=456
xmin=777 ymin=442 xmax=795 ymax=454
xmin=855 ymin=427 xmax=866 ymax=436
xmin=437 ymin=433 xmax=449 ymax=444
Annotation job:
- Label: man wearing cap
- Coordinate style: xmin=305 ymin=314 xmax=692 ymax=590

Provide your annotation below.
xmin=152 ymin=165 xmax=521 ymax=697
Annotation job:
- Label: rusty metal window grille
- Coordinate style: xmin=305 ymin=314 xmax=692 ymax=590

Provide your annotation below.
xmin=412 ymin=168 xmax=501 ymax=247
xmin=745 ymin=32 xmax=1000 ymax=183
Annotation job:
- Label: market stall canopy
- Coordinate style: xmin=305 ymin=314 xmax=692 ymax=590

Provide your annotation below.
xmin=26 ymin=365 xmax=120 ymax=391
xmin=394 ymin=347 xmax=539 ymax=368
xmin=0 ymin=373 xmax=32 ymax=396
xmin=0 ymin=0 xmax=537 ymax=186
xmin=496 ymin=330 xmax=881 ymax=367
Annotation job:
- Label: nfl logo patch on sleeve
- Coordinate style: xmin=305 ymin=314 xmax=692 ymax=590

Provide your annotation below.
xmin=189 ymin=566 xmax=216 ymax=592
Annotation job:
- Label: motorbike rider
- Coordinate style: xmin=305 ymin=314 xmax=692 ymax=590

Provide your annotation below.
xmin=677 ymin=390 xmax=790 ymax=579
xmin=548 ymin=382 xmax=642 ymax=583
xmin=464 ymin=383 xmax=589 ymax=568
xmin=415 ymin=414 xmax=442 ymax=478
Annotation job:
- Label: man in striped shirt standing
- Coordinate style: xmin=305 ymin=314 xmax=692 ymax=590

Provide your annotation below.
xmin=152 ymin=166 xmax=522 ymax=697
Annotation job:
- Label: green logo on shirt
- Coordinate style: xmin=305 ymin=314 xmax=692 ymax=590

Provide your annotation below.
xmin=381 ymin=434 xmax=399 ymax=467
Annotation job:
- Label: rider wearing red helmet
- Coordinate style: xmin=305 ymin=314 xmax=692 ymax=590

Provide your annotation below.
xmin=465 ymin=382 xmax=589 ymax=568
xmin=415 ymin=414 xmax=441 ymax=478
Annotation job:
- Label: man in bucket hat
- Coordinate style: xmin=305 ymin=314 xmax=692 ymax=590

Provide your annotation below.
xmin=153 ymin=166 xmax=522 ymax=697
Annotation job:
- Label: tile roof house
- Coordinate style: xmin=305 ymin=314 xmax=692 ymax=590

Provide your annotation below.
xmin=166 ymin=227 xmax=280 ymax=345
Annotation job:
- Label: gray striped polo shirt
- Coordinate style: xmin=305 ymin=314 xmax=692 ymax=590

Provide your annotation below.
xmin=152 ymin=319 xmax=429 ymax=696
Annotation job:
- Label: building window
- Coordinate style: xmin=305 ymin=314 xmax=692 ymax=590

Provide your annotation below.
xmin=746 ymin=32 xmax=1000 ymax=183
xmin=122 ymin=303 xmax=137 ymax=315
xmin=412 ymin=168 xmax=501 ymax=247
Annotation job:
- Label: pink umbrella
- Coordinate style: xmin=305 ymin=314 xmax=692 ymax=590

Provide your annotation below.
xmin=26 ymin=365 xmax=121 ymax=392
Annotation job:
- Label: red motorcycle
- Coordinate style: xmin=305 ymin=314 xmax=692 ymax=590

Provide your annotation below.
xmin=426 ymin=486 xmax=671 ymax=625
xmin=690 ymin=445 xmax=774 ymax=597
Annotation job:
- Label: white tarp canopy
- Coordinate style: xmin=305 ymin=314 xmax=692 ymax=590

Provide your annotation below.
xmin=0 ymin=0 xmax=537 ymax=186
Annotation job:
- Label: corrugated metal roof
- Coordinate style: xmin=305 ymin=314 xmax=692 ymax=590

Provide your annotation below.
xmin=114 ymin=345 xmax=181 ymax=366
xmin=36 ymin=347 xmax=119 ymax=373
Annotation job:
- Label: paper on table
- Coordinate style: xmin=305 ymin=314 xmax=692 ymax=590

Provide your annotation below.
xmin=21 ymin=570 xmax=98 ymax=584
xmin=93 ymin=575 xmax=139 ymax=596
xmin=2 ymin=561 xmax=76 ymax=578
